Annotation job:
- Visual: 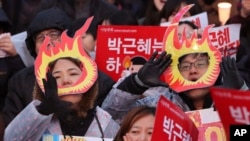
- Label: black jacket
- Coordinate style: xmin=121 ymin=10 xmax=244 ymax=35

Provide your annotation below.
xmin=0 ymin=55 xmax=26 ymax=111
xmin=2 ymin=66 xmax=115 ymax=127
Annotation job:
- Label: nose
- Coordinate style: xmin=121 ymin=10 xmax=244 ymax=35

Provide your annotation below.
xmin=61 ymin=76 xmax=73 ymax=86
xmin=189 ymin=64 xmax=197 ymax=73
xmin=138 ymin=133 xmax=148 ymax=141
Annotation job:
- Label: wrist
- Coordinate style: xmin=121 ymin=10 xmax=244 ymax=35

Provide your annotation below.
xmin=135 ymin=74 xmax=150 ymax=88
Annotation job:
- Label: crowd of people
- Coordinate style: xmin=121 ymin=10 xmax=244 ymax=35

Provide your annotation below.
xmin=0 ymin=0 xmax=249 ymax=141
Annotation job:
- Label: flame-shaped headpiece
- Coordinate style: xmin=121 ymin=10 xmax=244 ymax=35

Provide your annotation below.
xmin=35 ymin=17 xmax=98 ymax=96
xmin=163 ymin=4 xmax=221 ymax=92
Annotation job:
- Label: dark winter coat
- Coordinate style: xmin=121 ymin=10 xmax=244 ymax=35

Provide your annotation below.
xmin=2 ymin=66 xmax=115 ymax=127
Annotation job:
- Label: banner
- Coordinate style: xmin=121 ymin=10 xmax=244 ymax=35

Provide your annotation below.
xmin=151 ymin=95 xmax=198 ymax=141
xmin=96 ymin=25 xmax=239 ymax=82
xmin=160 ymin=12 xmax=208 ymax=29
xmin=210 ymin=87 xmax=250 ymax=140
xmin=208 ymin=24 xmax=240 ymax=59
xmin=186 ymin=108 xmax=226 ymax=141
xmin=42 ymin=134 xmax=113 ymax=141
xmin=96 ymin=25 xmax=166 ymax=81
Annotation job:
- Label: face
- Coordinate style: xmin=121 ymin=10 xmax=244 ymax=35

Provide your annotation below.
xmin=82 ymin=33 xmax=96 ymax=52
xmin=154 ymin=0 xmax=167 ymax=12
xmin=168 ymin=2 xmax=191 ymax=22
xmin=178 ymin=24 xmax=195 ymax=40
xmin=126 ymin=115 xmax=155 ymax=141
xmin=51 ymin=59 xmax=83 ymax=104
xmin=34 ymin=29 xmax=61 ymax=54
xmin=179 ymin=54 xmax=209 ymax=82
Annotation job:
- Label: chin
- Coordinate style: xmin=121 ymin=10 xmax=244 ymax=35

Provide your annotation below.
xmin=60 ymin=94 xmax=82 ymax=104
xmin=186 ymin=88 xmax=209 ymax=100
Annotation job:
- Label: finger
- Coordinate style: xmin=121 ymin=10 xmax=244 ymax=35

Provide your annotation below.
xmin=42 ymin=78 xmax=49 ymax=98
xmin=159 ymin=54 xmax=172 ymax=71
xmin=219 ymin=62 xmax=226 ymax=78
xmin=47 ymin=72 xmax=57 ymax=89
xmin=154 ymin=51 xmax=167 ymax=65
xmin=221 ymin=57 xmax=229 ymax=74
xmin=46 ymin=72 xmax=58 ymax=98
xmin=230 ymin=57 xmax=237 ymax=70
xmin=148 ymin=51 xmax=158 ymax=62
xmin=160 ymin=58 xmax=172 ymax=74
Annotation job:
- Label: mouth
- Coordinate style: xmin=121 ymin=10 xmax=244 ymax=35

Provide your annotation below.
xmin=190 ymin=78 xmax=198 ymax=82
xmin=160 ymin=0 xmax=167 ymax=3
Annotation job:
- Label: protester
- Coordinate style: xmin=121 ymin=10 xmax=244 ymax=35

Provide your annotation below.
xmin=177 ymin=20 xmax=202 ymax=39
xmin=69 ymin=9 xmax=139 ymax=61
xmin=226 ymin=0 xmax=250 ymax=87
xmin=1 ymin=7 xmax=115 ymax=137
xmin=1 ymin=0 xmax=57 ymax=34
xmin=0 ymin=7 xmax=26 ymax=110
xmin=0 ymin=6 xmax=26 ymax=141
xmin=102 ymin=6 xmax=247 ymax=125
xmin=102 ymin=9 xmax=139 ymax=26
xmin=140 ymin=0 xmax=166 ymax=25
xmin=101 ymin=51 xmax=189 ymax=124
xmin=114 ymin=106 xmax=156 ymax=141
xmin=68 ymin=17 xmax=100 ymax=60
xmin=57 ymin=0 xmax=119 ymax=25
xmin=4 ymin=38 xmax=119 ymax=139
xmin=159 ymin=0 xmax=202 ymax=23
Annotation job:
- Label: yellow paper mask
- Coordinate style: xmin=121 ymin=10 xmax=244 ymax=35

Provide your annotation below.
xmin=35 ymin=17 xmax=98 ymax=96
xmin=163 ymin=4 xmax=222 ymax=93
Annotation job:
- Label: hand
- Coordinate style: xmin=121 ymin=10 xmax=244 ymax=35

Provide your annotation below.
xmin=220 ymin=56 xmax=244 ymax=89
xmin=0 ymin=33 xmax=17 ymax=56
xmin=36 ymin=72 xmax=72 ymax=115
xmin=136 ymin=51 xmax=172 ymax=87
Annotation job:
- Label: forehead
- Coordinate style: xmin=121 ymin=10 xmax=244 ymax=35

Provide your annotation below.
xmin=181 ymin=53 xmax=209 ymax=62
xmin=178 ymin=24 xmax=194 ymax=32
xmin=37 ymin=28 xmax=60 ymax=35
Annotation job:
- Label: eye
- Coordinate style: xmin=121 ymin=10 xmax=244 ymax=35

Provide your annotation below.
xmin=70 ymin=72 xmax=80 ymax=76
xmin=35 ymin=35 xmax=45 ymax=42
xmin=53 ymin=75 xmax=61 ymax=79
xmin=49 ymin=31 xmax=60 ymax=39
xmin=131 ymin=130 xmax=140 ymax=134
xmin=148 ymin=131 xmax=153 ymax=135
xmin=180 ymin=63 xmax=190 ymax=70
xmin=196 ymin=60 xmax=207 ymax=67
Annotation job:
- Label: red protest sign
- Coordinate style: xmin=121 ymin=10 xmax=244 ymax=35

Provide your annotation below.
xmin=210 ymin=87 xmax=250 ymax=141
xmin=96 ymin=25 xmax=167 ymax=81
xmin=186 ymin=108 xmax=226 ymax=141
xmin=151 ymin=95 xmax=198 ymax=141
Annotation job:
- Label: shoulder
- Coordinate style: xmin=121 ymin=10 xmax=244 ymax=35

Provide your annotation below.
xmin=10 ymin=66 xmax=34 ymax=80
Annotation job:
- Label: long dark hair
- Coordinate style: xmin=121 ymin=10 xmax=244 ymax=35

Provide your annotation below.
xmin=142 ymin=0 xmax=161 ymax=25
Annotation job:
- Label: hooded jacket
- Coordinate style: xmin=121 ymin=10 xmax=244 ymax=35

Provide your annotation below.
xmin=25 ymin=7 xmax=71 ymax=58
xmin=4 ymin=80 xmax=119 ymax=140
xmin=2 ymin=66 xmax=115 ymax=127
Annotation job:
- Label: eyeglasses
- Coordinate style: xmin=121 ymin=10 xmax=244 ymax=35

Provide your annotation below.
xmin=33 ymin=30 xmax=61 ymax=43
xmin=178 ymin=59 xmax=209 ymax=71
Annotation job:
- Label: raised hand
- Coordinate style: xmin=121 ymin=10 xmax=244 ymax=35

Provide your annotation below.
xmin=36 ymin=72 xmax=72 ymax=115
xmin=136 ymin=51 xmax=172 ymax=87
xmin=220 ymin=56 xmax=244 ymax=89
